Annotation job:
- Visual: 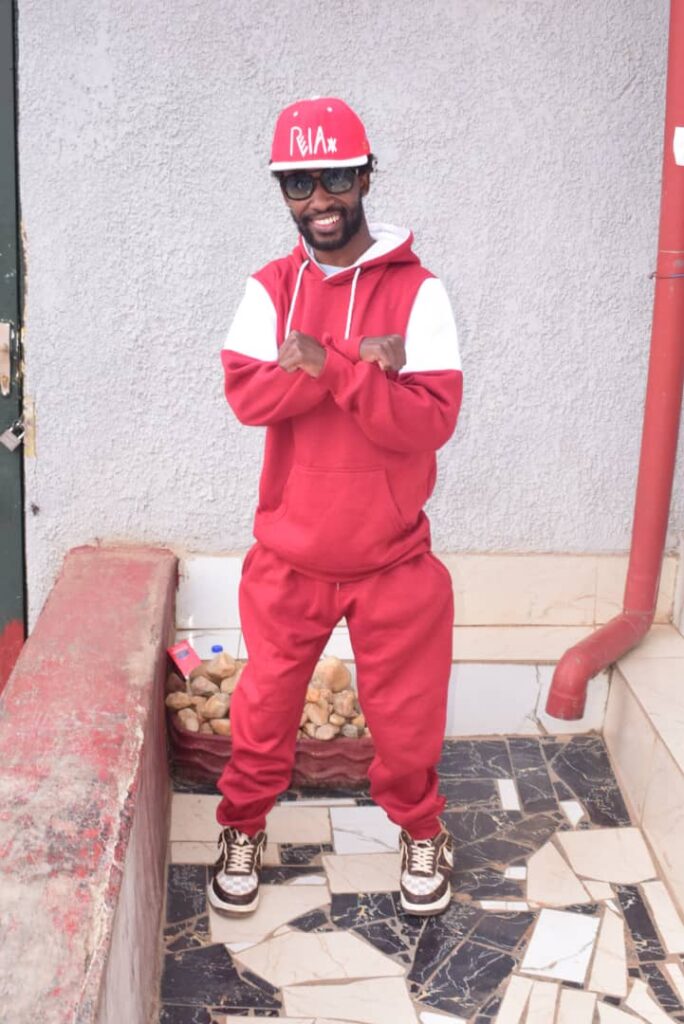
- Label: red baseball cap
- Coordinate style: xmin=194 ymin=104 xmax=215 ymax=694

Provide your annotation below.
xmin=270 ymin=97 xmax=371 ymax=171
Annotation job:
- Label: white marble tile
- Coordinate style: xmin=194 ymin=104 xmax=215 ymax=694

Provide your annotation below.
xmin=170 ymin=839 xmax=280 ymax=866
xmin=556 ymin=988 xmax=597 ymax=1024
xmin=283 ymin=797 xmax=357 ymax=807
xmin=525 ymin=980 xmax=559 ymax=1022
xmin=322 ymin=852 xmax=401 ymax=894
xmin=452 ymin=625 xmax=593 ymax=663
xmin=285 ymin=874 xmax=327 ymax=886
xmin=663 ymin=962 xmax=684 ymax=1003
xmin=233 ymin=930 xmax=405 ymax=987
xmin=496 ymin=778 xmax=521 ymax=811
xmin=480 ymin=900 xmax=530 ymax=912
xmin=596 ymin=557 xmax=676 ymax=626
xmin=520 ymin=908 xmax=599 ymax=984
xmin=641 ymin=738 xmax=684 ymax=911
xmin=283 ymin=977 xmax=419 ymax=1024
xmin=493 ymin=974 xmax=533 ymax=1023
xmin=597 ymin=1003 xmax=647 ymax=1023
xmin=559 ymin=799 xmax=585 ymax=827
xmin=556 ymin=828 xmax=657 ymax=884
xmin=641 ymin=880 xmax=684 ymax=953
xmin=445 ymin=663 xmax=541 ymax=737
xmin=625 ymin=978 xmax=673 ymax=1023
xmin=330 ymin=805 xmax=401 ymax=854
xmin=603 ymin=669 xmax=658 ymax=820
xmin=419 ymin=1012 xmax=467 ymax=1024
xmin=526 ymin=840 xmax=590 ymax=907
xmin=584 ymin=880 xmax=615 ymax=902
xmin=224 ymin=941 xmax=259 ymax=954
xmin=619 ymin=623 xmax=684 ymax=660
xmin=441 ymin=552 xmax=597 ymax=626
xmin=536 ymin=666 xmax=610 ymax=734
xmin=170 ymin=793 xmax=219 ymax=841
xmin=208 ymin=885 xmax=329 ymax=944
xmin=619 ymin=656 xmax=684 ymax=771
xmin=587 ymin=906 xmax=628 ymax=998
xmin=176 ymin=554 xmax=243 ymax=628
xmin=505 ymin=866 xmax=527 ymax=881
xmin=174 ymin=627 xmax=241 ymax=658
xmin=266 ymin=805 xmax=332 ymax=844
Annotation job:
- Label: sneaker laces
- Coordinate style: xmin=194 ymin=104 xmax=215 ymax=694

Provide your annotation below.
xmin=407 ymin=838 xmax=437 ymax=875
xmin=219 ymin=829 xmax=256 ymax=874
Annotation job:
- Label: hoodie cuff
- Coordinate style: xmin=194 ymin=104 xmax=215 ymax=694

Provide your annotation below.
xmin=318 ymin=344 xmax=355 ymax=396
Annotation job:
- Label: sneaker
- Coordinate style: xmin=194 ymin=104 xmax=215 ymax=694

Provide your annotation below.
xmin=207 ymin=826 xmax=267 ymax=916
xmin=399 ymin=825 xmax=454 ymax=916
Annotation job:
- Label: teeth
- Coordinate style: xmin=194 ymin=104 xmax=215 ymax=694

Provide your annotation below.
xmin=315 ymin=214 xmax=339 ymax=225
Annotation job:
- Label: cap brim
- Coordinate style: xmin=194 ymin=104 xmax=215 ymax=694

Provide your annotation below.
xmin=270 ymin=155 xmax=369 ymax=171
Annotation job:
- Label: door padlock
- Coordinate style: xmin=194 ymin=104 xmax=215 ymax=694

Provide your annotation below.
xmin=0 ymin=417 xmax=24 ymax=452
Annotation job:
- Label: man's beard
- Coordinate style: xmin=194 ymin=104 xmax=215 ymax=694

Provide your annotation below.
xmin=291 ymin=198 xmax=364 ymax=252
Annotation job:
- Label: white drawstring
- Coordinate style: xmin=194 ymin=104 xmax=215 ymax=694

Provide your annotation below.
xmin=344 ymin=266 xmax=361 ymax=340
xmin=284 ymin=259 xmax=309 ymax=337
xmin=286 ymin=259 xmax=361 ymax=342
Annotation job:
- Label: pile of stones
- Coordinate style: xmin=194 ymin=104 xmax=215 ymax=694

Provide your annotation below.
xmin=166 ymin=653 xmax=370 ymax=741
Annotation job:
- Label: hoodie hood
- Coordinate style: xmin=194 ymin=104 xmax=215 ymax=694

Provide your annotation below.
xmin=283 ymin=223 xmax=421 ymax=339
xmin=297 ymin=223 xmax=419 ymax=282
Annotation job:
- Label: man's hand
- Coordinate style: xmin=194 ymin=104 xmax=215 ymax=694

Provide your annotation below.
xmin=359 ymin=335 xmax=406 ymax=372
xmin=278 ymin=330 xmax=326 ymax=378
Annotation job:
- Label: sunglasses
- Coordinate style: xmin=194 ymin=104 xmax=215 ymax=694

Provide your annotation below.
xmin=280 ymin=166 xmax=359 ymax=201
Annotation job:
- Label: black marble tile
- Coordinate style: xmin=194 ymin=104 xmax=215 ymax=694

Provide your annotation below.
xmin=515 ymin=770 xmax=557 ymax=814
xmin=158 ymin=1005 xmax=214 ymax=1024
xmin=475 ymin=992 xmax=503 ymax=1021
xmin=442 ymin=778 xmax=501 ymax=810
xmin=553 ymin=779 xmax=576 ymax=801
xmin=547 ymin=736 xmax=631 ymax=826
xmin=603 ymin=995 xmax=621 ymax=1006
xmin=469 ymin=911 xmax=535 ymax=952
xmin=438 ymin=740 xmax=513 ymax=779
xmin=562 ymin=903 xmax=600 ymax=916
xmin=444 ymin=809 xmax=519 ymax=845
xmin=409 ymin=902 xmax=483 ymax=985
xmin=171 ymin=774 xmax=219 ymax=795
xmin=165 ymin=865 xmax=208 ymax=925
xmin=417 ymin=940 xmax=516 ymax=1017
xmin=281 ymin=785 xmax=371 ymax=802
xmin=640 ymin=962 xmax=684 ymax=1015
xmin=165 ymin=914 xmax=211 ymax=953
xmin=353 ymin=918 xmax=419 ymax=962
xmin=453 ymin=867 xmax=525 ymax=901
xmin=161 ymin=944 xmax=281 ymax=1009
xmin=279 ymin=842 xmax=333 ymax=864
xmin=616 ymin=885 xmax=666 ymax=962
xmin=330 ymin=891 xmax=397 ymax=928
xmin=289 ymin=907 xmax=335 ymax=931
xmin=508 ymin=737 xmax=547 ymax=774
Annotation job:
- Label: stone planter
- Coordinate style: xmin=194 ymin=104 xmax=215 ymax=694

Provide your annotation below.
xmin=167 ymin=709 xmax=374 ymax=788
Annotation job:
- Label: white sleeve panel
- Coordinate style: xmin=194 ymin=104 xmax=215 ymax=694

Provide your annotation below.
xmin=223 ymin=277 xmax=278 ymax=361
xmin=400 ymin=277 xmax=462 ymax=375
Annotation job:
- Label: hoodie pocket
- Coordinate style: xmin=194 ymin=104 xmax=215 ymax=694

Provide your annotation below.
xmin=256 ymin=463 xmax=408 ymax=575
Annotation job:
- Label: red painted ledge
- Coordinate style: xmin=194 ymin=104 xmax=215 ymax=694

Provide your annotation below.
xmin=0 ymin=545 xmax=177 ymax=1024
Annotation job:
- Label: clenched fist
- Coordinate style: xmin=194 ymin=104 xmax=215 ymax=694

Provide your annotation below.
xmin=359 ymin=334 xmax=406 ymax=372
xmin=278 ymin=330 xmax=326 ymax=378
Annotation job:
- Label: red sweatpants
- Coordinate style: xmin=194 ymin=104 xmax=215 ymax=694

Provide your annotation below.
xmin=216 ymin=543 xmax=453 ymax=839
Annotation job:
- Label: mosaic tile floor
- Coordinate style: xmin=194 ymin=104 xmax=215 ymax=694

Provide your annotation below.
xmin=160 ymin=737 xmax=684 ymax=1023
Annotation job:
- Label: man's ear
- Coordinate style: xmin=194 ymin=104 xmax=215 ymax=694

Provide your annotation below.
xmin=358 ymin=169 xmax=371 ymax=198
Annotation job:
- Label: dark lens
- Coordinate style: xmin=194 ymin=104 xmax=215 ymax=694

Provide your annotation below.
xmin=320 ymin=167 xmax=356 ymax=194
xmin=283 ymin=172 xmax=314 ymax=200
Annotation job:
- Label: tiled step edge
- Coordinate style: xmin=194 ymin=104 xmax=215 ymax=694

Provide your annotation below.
xmin=605 ymin=637 xmax=684 ymax=915
xmin=0 ymin=545 xmax=177 ymax=1024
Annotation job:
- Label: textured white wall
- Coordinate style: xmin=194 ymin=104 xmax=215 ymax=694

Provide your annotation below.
xmin=17 ymin=0 xmax=678 ymax=619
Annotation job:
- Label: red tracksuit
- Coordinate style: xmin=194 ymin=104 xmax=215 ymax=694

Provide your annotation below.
xmin=217 ymin=224 xmax=463 ymax=838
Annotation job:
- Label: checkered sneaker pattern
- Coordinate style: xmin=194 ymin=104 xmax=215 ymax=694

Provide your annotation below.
xmin=399 ymin=826 xmax=454 ymax=917
xmin=208 ymin=826 xmax=267 ymax=916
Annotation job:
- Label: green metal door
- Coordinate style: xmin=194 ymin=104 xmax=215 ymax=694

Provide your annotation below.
xmin=0 ymin=0 xmax=24 ymax=689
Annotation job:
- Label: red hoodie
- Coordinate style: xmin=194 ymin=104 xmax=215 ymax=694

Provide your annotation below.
xmin=221 ymin=223 xmax=463 ymax=582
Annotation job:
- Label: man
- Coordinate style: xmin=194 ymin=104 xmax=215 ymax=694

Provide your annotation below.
xmin=209 ymin=97 xmax=463 ymax=918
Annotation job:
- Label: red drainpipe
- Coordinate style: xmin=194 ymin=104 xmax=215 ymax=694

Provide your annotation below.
xmin=546 ymin=0 xmax=684 ymax=720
